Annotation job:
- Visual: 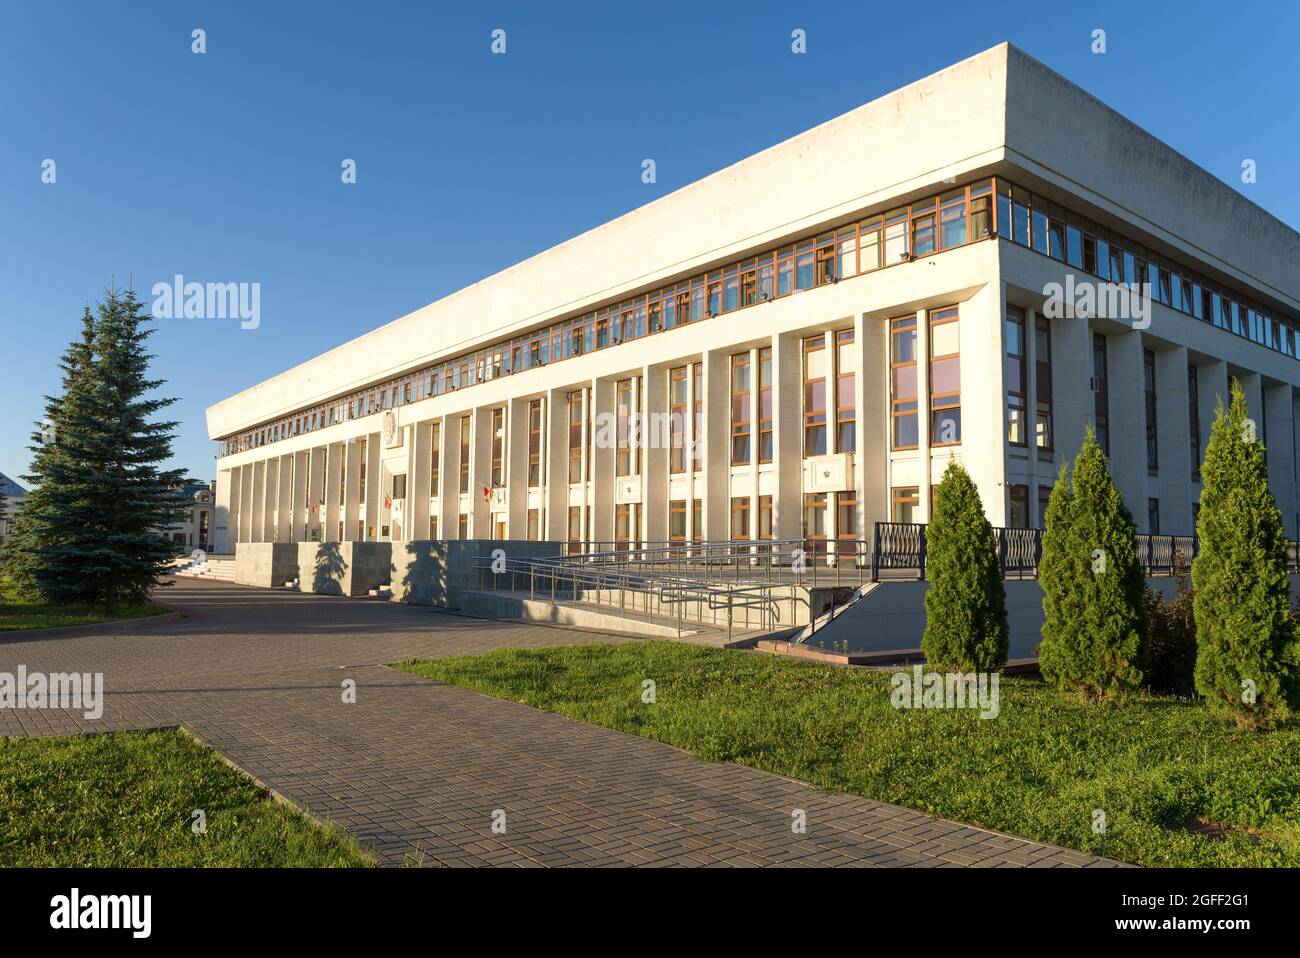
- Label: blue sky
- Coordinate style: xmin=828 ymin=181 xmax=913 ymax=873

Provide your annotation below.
xmin=2 ymin=0 xmax=1297 ymax=484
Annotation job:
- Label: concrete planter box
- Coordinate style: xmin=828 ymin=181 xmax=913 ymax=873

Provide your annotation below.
xmin=297 ymin=541 xmax=392 ymax=597
xmin=390 ymin=539 xmax=563 ymax=608
xmin=234 ymin=542 xmax=300 ymax=588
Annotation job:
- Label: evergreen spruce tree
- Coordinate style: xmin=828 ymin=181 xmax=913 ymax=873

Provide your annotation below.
xmin=1037 ymin=430 xmax=1146 ymax=700
xmin=81 ymin=288 xmax=186 ymax=611
xmin=0 ymin=308 xmax=97 ymax=600
xmin=1192 ymin=381 xmax=1300 ymax=728
xmin=3 ymin=290 xmax=185 ymax=611
xmin=921 ymin=462 xmax=1008 ymax=672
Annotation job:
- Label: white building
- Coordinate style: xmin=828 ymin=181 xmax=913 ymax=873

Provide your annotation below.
xmin=163 ymin=479 xmax=216 ymax=552
xmin=206 ymin=44 xmax=1300 ymax=558
xmin=0 ymin=472 xmax=26 ymax=552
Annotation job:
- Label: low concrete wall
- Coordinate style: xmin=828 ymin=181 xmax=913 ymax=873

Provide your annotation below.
xmin=297 ymin=541 xmax=392 ymax=597
xmin=390 ymin=540 xmax=564 ymax=608
xmin=805 ymin=573 xmax=1300 ymax=659
xmin=234 ymin=542 xmax=299 ymax=588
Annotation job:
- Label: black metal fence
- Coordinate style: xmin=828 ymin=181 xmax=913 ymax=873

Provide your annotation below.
xmin=870 ymin=522 xmax=1290 ymax=581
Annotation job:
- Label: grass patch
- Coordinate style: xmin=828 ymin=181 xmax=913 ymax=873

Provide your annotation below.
xmin=397 ymin=643 xmax=1300 ymax=867
xmin=0 ymin=579 xmax=167 ymax=632
xmin=0 ymin=729 xmax=369 ymax=867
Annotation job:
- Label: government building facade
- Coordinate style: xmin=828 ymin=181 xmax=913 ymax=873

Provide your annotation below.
xmin=206 ymin=44 xmax=1300 ymax=558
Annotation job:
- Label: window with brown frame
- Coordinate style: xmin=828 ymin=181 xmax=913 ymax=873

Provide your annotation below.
xmin=836 ymin=491 xmax=857 ymax=543
xmin=670 ymin=366 xmax=688 ymax=473
xmin=457 ymin=513 xmax=468 ymax=540
xmin=692 ymin=499 xmax=701 ymax=543
xmin=490 ymin=408 xmax=504 ymax=487
xmin=527 ymin=508 xmax=540 ymax=542
xmin=758 ymin=347 xmax=773 ymax=462
xmin=428 ymin=515 xmax=438 ymax=540
xmin=1006 ymin=306 xmax=1027 ymax=445
xmin=836 ymin=329 xmax=856 ymax=453
xmin=1035 ymin=316 xmax=1053 ymax=455
xmin=669 ymin=500 xmax=686 ymax=546
xmin=458 ymin=416 xmax=470 ymax=495
xmin=692 ymin=363 xmax=702 ymax=473
xmin=731 ymin=352 xmax=752 ymax=465
xmin=929 ymin=307 xmax=961 ymax=445
xmin=757 ymin=496 xmax=773 ymax=540
xmin=731 ymin=496 xmax=750 ymax=541
xmin=358 ymin=438 xmax=368 ymax=503
xmin=568 ymin=391 xmax=583 ymax=484
xmin=1145 ymin=349 xmax=1158 ymax=474
xmin=1009 ymin=485 xmax=1029 ymax=529
xmin=803 ymin=493 xmax=827 ymax=557
xmin=616 ymin=378 xmax=636 ymax=477
xmin=892 ymin=486 xmax=919 ymax=524
xmin=1093 ymin=334 xmax=1110 ymax=455
xmin=891 ymin=316 xmax=918 ymax=449
xmin=528 ymin=399 xmax=543 ymax=488
xmin=429 ymin=422 xmax=440 ymax=498
xmin=567 ymin=506 xmax=581 ymax=554
xmin=803 ymin=334 xmax=827 ymax=456
xmin=1189 ymin=365 xmax=1201 ymax=479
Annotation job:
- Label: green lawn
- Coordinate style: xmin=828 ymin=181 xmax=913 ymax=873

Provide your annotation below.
xmin=0 ymin=730 xmax=369 ymax=867
xmin=0 ymin=579 xmax=167 ymax=632
xmin=397 ymin=643 xmax=1300 ymax=867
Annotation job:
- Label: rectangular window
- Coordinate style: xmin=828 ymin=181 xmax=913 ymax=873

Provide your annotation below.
xmin=1006 ymin=306 xmax=1027 ymax=445
xmin=731 ymin=352 xmax=752 ymax=465
xmin=692 ymin=364 xmax=703 ymax=473
xmin=568 ymin=391 xmax=583 ymax=483
xmin=1009 ymin=485 xmax=1029 ymax=529
xmin=1148 ymin=498 xmax=1160 ymax=534
xmin=528 ymin=399 xmax=543 ymax=487
xmin=803 ymin=492 xmax=827 ymax=555
xmin=836 ymin=329 xmax=856 ymax=453
xmin=358 ymin=438 xmax=368 ymax=503
xmin=929 ymin=306 xmax=961 ymax=445
xmin=428 ymin=515 xmax=438 ymax=540
xmin=1092 ymin=334 xmax=1109 ymax=456
xmin=803 ymin=335 xmax=827 ymax=456
xmin=939 ymin=189 xmax=966 ymax=248
xmin=527 ymin=508 xmax=540 ymax=542
xmin=670 ymin=366 xmax=688 ymax=473
xmin=1189 ymin=365 xmax=1201 ymax=479
xmin=567 ymin=506 xmax=581 ymax=553
xmin=616 ymin=378 xmax=636 ymax=477
xmin=884 ymin=207 xmax=908 ymax=264
xmin=430 ymin=423 xmax=440 ymax=498
xmin=457 ymin=513 xmax=468 ymax=540
xmin=891 ymin=316 xmax=918 ymax=449
xmin=490 ymin=408 xmax=505 ymax=487
xmin=758 ymin=347 xmax=773 ymax=462
xmin=731 ymin=497 xmax=750 ymax=541
xmin=1144 ymin=349 xmax=1158 ymax=474
xmin=836 ymin=491 xmax=857 ymax=543
xmin=614 ymin=502 xmax=632 ymax=550
xmin=1037 ymin=486 xmax=1054 ymax=528
xmin=692 ymin=499 xmax=702 ymax=544
xmin=1035 ymin=316 xmax=1053 ymax=454
xmin=458 ymin=416 xmax=470 ymax=495
xmin=669 ymin=499 xmax=686 ymax=545
xmin=758 ymin=496 xmax=773 ymax=540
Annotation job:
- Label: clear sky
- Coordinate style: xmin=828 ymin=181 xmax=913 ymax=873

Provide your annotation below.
xmin=2 ymin=0 xmax=1297 ymax=485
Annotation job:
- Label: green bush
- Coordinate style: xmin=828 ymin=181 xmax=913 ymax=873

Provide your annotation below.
xmin=920 ymin=462 xmax=1007 ymax=672
xmin=1038 ymin=430 xmax=1146 ymax=700
xmin=1193 ymin=381 xmax=1300 ymax=728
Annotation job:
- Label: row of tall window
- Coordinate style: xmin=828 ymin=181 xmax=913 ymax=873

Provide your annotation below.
xmin=221 ymin=175 xmax=1299 ymax=458
xmin=1004 ymin=306 xmax=1054 ymax=455
xmin=890 ymin=307 xmax=962 ymax=449
xmin=218 ymin=179 xmax=998 ymax=456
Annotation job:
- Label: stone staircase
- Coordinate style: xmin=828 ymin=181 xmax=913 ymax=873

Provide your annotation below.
xmin=170 ymin=554 xmax=237 ymax=582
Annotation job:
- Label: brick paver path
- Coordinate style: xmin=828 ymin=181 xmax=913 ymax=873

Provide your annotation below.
xmin=0 ymin=579 xmax=1121 ymax=867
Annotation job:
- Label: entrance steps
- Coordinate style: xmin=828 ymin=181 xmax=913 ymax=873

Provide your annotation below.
xmin=170 ymin=555 xmax=237 ymax=581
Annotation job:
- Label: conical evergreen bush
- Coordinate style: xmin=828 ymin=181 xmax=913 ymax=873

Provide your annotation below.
xmin=1192 ymin=380 xmax=1300 ymax=728
xmin=921 ymin=462 xmax=1008 ymax=672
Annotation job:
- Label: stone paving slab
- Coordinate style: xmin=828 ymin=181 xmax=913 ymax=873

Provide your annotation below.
xmin=0 ymin=578 xmax=1125 ymax=868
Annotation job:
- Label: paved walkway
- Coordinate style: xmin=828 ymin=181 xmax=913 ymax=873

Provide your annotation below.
xmin=0 ymin=579 xmax=1120 ymax=867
